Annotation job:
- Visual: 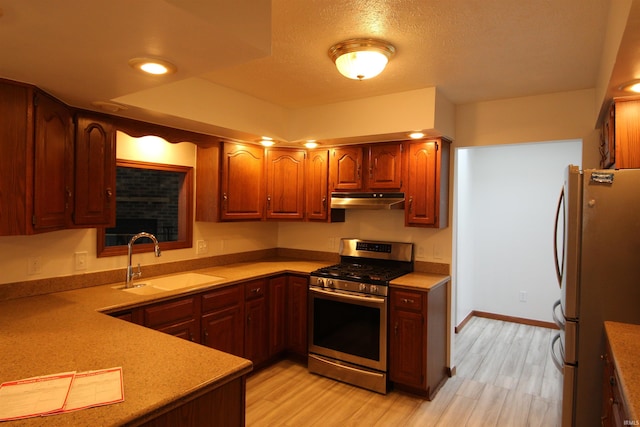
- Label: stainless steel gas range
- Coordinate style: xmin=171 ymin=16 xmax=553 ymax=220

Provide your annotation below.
xmin=308 ymin=238 xmax=414 ymax=394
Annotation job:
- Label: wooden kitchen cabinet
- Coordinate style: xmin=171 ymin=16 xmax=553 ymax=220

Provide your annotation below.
xmin=266 ymin=148 xmax=305 ymax=220
xmin=405 ymin=138 xmax=450 ymax=228
xmin=287 ymin=275 xmax=308 ymax=359
xmin=306 ymin=149 xmax=345 ymax=223
xmin=220 ymin=142 xmax=264 ymax=220
xmin=389 ymin=282 xmax=448 ymax=399
xmin=244 ymin=279 xmax=269 ymax=366
xmin=330 ymin=146 xmax=363 ymax=191
xmin=195 ymin=142 xmax=221 ymax=222
xmin=366 ymin=142 xmax=403 ymax=190
xmin=269 ymin=275 xmax=287 ymax=357
xmin=601 ymin=97 xmax=640 ymax=169
xmin=73 ymin=112 xmax=116 ymax=227
xmin=33 ymin=91 xmax=75 ymax=231
xmin=201 ymin=285 xmax=244 ymax=357
xmin=141 ymin=296 xmax=200 ymax=343
xmin=601 ymin=336 xmax=631 ymax=427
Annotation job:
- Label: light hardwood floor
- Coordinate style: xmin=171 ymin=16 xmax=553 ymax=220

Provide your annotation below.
xmin=246 ymin=316 xmax=562 ymax=426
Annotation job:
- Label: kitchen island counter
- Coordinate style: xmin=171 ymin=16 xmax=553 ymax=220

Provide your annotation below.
xmin=604 ymin=321 xmax=640 ymax=424
xmin=0 ymin=294 xmax=252 ymax=426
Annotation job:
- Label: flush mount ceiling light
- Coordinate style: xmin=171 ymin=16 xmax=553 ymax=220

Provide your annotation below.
xmin=409 ymin=132 xmax=425 ymax=139
xmin=619 ymin=79 xmax=640 ymax=93
xmin=260 ymin=137 xmax=275 ymax=147
xmin=128 ymin=57 xmax=177 ymax=75
xmin=328 ymin=38 xmax=396 ymax=80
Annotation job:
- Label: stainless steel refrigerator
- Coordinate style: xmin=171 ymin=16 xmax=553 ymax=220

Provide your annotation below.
xmin=551 ymin=165 xmax=640 ymax=426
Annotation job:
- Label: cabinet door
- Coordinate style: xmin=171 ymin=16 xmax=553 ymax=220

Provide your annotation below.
xmin=201 ymin=285 xmax=244 ymax=356
xmin=269 ymin=276 xmax=287 ymax=356
xmin=306 ymin=149 xmax=329 ymax=220
xmin=195 ymin=143 xmax=221 ymax=222
xmin=287 ymin=275 xmax=308 ymax=358
xmin=221 ymin=142 xmax=264 ymax=220
xmin=0 ymin=81 xmax=30 ymax=235
xmin=389 ymin=308 xmax=424 ymax=387
xmin=73 ymin=113 xmax=116 ymax=227
xmin=265 ymin=149 xmax=305 ymax=220
xmin=614 ymin=99 xmax=640 ymax=169
xmin=202 ymin=306 xmax=244 ymax=357
xmin=245 ymin=297 xmax=268 ymax=365
xmin=157 ymin=319 xmax=199 ymax=343
xmin=367 ymin=143 xmax=403 ymax=190
xmin=330 ymin=146 xmax=363 ymax=191
xmin=33 ymin=92 xmax=74 ymax=231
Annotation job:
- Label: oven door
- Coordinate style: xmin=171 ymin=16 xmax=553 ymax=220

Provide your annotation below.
xmin=308 ymin=286 xmax=387 ymax=371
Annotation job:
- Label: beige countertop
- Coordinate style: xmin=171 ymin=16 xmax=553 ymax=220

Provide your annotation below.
xmin=0 ymin=257 xmax=450 ymax=425
xmin=604 ymin=321 xmax=640 ymax=423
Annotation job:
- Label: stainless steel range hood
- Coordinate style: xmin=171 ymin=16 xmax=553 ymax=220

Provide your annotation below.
xmin=330 ymin=192 xmax=405 ymax=210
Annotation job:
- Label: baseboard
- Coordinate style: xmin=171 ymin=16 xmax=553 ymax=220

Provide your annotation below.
xmin=456 ymin=310 xmax=559 ymax=332
xmin=455 ymin=311 xmax=474 ymax=333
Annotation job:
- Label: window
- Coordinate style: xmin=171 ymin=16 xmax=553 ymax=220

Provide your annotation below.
xmin=97 ymin=159 xmax=193 ymax=257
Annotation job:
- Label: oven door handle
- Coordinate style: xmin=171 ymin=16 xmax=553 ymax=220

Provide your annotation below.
xmin=309 ymin=287 xmax=386 ymax=304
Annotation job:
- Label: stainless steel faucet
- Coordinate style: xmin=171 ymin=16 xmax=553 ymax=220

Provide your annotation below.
xmin=126 ymin=232 xmax=161 ymax=288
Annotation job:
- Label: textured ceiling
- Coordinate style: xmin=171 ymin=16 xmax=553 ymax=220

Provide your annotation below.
xmin=0 ymin=0 xmax=621 ymax=131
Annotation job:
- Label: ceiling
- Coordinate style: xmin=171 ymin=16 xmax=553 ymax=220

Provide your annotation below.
xmin=0 ymin=0 xmax=634 ymax=141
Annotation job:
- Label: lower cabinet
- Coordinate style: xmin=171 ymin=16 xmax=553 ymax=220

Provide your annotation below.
xmin=201 ymin=285 xmax=244 ymax=357
xmin=269 ymin=276 xmax=288 ymax=357
xmin=244 ymin=279 xmax=269 ymax=367
xmin=389 ymin=282 xmax=448 ymax=399
xmin=601 ymin=336 xmax=630 ymax=427
xmin=287 ymin=275 xmax=308 ymax=359
xmin=141 ymin=296 xmax=200 ymax=343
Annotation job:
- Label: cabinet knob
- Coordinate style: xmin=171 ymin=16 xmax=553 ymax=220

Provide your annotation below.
xmin=408 ymin=196 xmax=414 ymax=213
xmin=105 ymin=188 xmax=113 ymax=201
xmin=267 ymin=195 xmax=271 ymax=210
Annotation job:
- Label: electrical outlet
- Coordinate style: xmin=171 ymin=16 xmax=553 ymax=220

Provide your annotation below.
xmin=74 ymin=252 xmax=88 ymax=270
xmin=196 ymin=240 xmax=208 ymax=255
xmin=433 ymin=245 xmax=443 ymax=259
xmin=519 ymin=291 xmax=528 ymax=302
xmin=417 ymin=245 xmax=426 ymax=258
xmin=27 ymin=256 xmax=42 ymax=275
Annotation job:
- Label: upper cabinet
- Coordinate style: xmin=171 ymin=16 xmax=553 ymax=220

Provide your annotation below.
xmin=265 ymin=148 xmax=305 ymax=220
xmin=366 ymin=142 xmax=403 ymax=190
xmin=0 ymin=80 xmax=73 ymax=235
xmin=306 ymin=149 xmax=329 ymax=221
xmin=220 ymin=142 xmax=264 ymax=220
xmin=32 ymin=91 xmax=74 ymax=232
xmin=601 ymin=98 xmax=640 ymax=169
xmin=405 ymin=138 xmax=450 ymax=228
xmin=330 ymin=146 xmax=363 ymax=191
xmin=73 ymin=112 xmax=116 ymax=227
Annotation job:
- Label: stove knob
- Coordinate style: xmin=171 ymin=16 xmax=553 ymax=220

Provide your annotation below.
xmin=370 ymin=285 xmax=378 ymax=294
xmin=327 ymin=279 xmax=334 ymax=288
xmin=359 ymin=283 xmax=367 ymax=292
xmin=316 ymin=278 xmax=324 ymax=287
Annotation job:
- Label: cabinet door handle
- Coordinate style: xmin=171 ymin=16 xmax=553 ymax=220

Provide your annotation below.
xmin=189 ymin=332 xmax=194 ymax=342
xmin=251 ymin=287 xmax=261 ymax=294
xmin=402 ymin=298 xmax=415 ymax=304
xmin=322 ymin=196 xmax=327 ymax=211
xmin=105 ymin=187 xmax=113 ymax=201
xmin=222 ymin=193 xmax=228 ymax=210
xmin=408 ymin=196 xmax=413 ymax=213
xmin=394 ymin=321 xmax=398 ymax=336
xmin=204 ymin=329 xmax=208 ymax=341
xmin=267 ymin=195 xmax=271 ymax=210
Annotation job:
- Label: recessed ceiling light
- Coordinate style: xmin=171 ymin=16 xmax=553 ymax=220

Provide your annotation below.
xmin=304 ymin=140 xmax=318 ymax=148
xmin=619 ymin=79 xmax=640 ymax=93
xmin=409 ymin=132 xmax=425 ymax=139
xmin=91 ymin=101 xmax=128 ymax=113
xmin=128 ymin=57 xmax=177 ymax=75
xmin=260 ymin=137 xmax=275 ymax=147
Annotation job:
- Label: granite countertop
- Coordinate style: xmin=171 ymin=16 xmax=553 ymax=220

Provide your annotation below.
xmin=604 ymin=321 xmax=640 ymax=423
xmin=0 ymin=257 xmax=450 ymax=425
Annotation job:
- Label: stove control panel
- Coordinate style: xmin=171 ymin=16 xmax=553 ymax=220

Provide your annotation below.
xmin=310 ymin=276 xmax=388 ymax=297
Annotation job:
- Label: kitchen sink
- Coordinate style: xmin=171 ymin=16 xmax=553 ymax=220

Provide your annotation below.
xmin=116 ymin=272 xmax=226 ymax=295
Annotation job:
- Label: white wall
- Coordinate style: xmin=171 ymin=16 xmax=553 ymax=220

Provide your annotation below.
xmin=455 ymin=140 xmax=582 ymax=325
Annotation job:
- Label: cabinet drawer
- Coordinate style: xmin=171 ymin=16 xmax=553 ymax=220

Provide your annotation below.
xmin=202 ymin=285 xmax=242 ymax=313
xmin=391 ymin=289 xmax=423 ymax=311
xmin=244 ymin=279 xmax=266 ymax=300
xmin=143 ymin=297 xmax=196 ymax=328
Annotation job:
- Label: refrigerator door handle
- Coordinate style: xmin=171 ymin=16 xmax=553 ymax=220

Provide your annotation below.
xmin=550 ymin=332 xmax=564 ymax=374
xmin=552 ymin=299 xmax=565 ymax=330
xmin=553 ymin=187 xmax=565 ymax=288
